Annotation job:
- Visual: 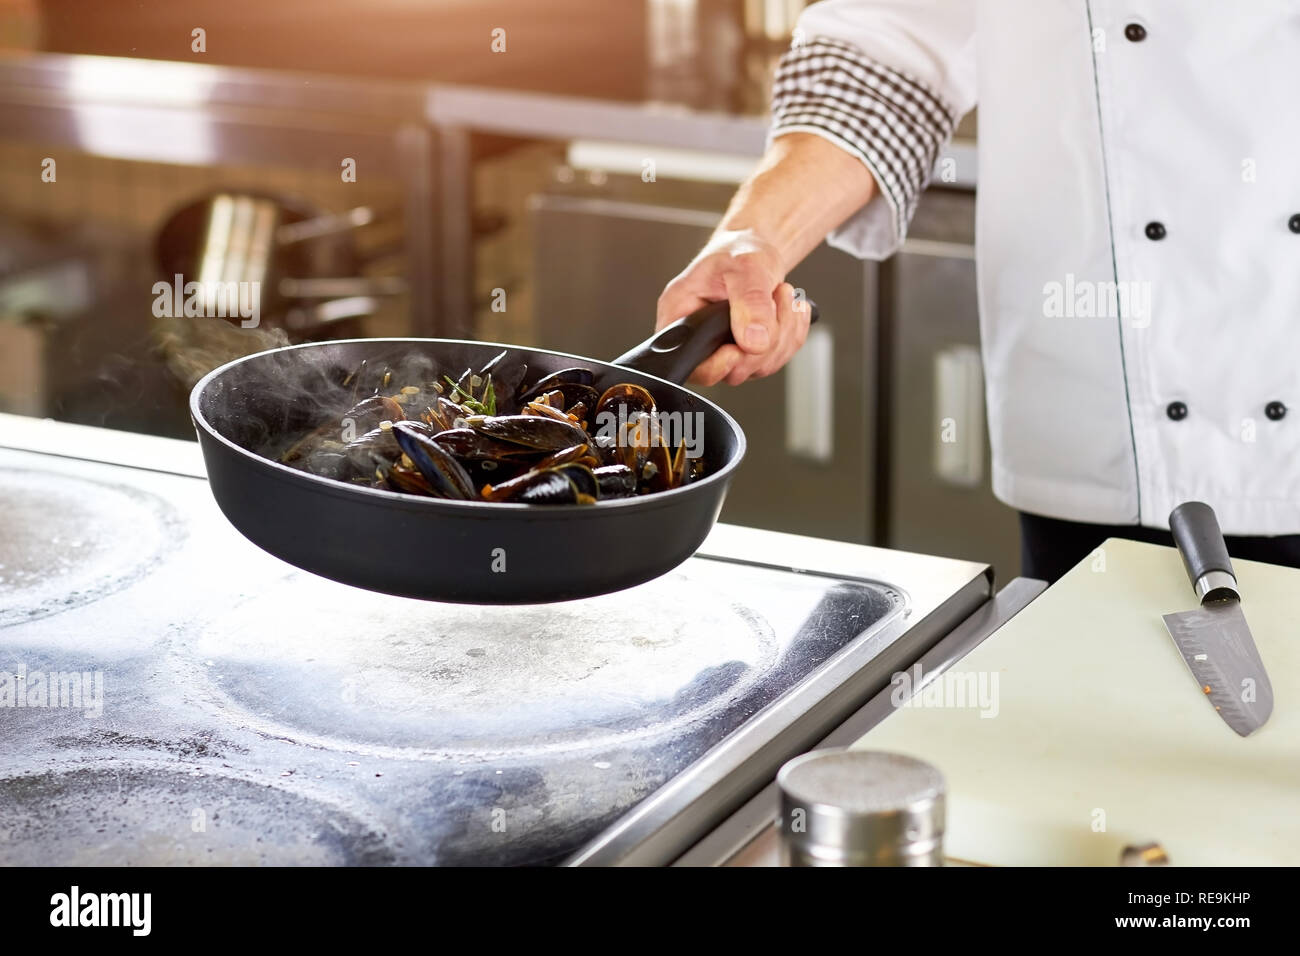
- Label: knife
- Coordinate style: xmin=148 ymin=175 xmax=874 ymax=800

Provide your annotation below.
xmin=1161 ymin=501 xmax=1274 ymax=736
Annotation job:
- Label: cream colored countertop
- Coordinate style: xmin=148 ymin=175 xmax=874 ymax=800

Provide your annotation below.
xmin=861 ymin=537 xmax=1299 ymax=866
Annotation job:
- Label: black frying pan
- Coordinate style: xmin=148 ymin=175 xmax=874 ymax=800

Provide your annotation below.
xmin=191 ymin=301 xmax=816 ymax=604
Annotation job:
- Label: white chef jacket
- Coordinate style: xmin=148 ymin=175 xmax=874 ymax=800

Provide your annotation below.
xmin=771 ymin=0 xmax=1300 ymax=535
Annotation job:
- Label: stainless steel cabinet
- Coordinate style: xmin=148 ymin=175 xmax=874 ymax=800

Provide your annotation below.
xmin=885 ymin=191 xmax=1021 ymax=580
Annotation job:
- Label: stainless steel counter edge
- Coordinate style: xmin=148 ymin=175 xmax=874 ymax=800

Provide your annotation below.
xmin=674 ymin=575 xmax=1047 ymax=866
xmin=0 ymin=413 xmax=208 ymax=478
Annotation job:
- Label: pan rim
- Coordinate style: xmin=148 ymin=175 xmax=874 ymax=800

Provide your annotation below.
xmin=189 ymin=336 xmax=748 ymax=515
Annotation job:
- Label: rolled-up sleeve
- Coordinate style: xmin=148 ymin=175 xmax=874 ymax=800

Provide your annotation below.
xmin=770 ymin=0 xmax=977 ymax=259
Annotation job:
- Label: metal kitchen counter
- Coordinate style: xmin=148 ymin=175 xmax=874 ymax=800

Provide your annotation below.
xmin=0 ymin=413 xmax=1013 ymax=866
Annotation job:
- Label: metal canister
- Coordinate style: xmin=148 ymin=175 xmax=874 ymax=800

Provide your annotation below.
xmin=777 ymin=749 xmax=946 ymax=866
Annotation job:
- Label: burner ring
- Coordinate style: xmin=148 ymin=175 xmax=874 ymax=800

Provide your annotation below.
xmin=0 ymin=762 xmax=393 ymax=865
xmin=0 ymin=468 xmax=180 ymax=627
xmin=177 ymin=568 xmax=781 ymax=761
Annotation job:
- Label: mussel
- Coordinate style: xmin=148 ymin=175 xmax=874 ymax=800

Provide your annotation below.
xmin=482 ymin=463 xmax=599 ymax=505
xmin=343 ymin=394 xmax=405 ymax=434
xmin=535 ymin=443 xmax=600 ymax=470
xmin=592 ymin=464 xmax=637 ymax=498
xmin=518 ymin=366 xmax=595 ymax=403
xmin=595 ymin=383 xmax=656 ymax=419
xmin=392 ymin=421 xmax=476 ymax=500
xmin=342 ymin=421 xmax=404 ymax=475
xmin=465 ymin=414 xmax=589 ymax=452
xmin=431 ymin=427 xmax=538 ymax=461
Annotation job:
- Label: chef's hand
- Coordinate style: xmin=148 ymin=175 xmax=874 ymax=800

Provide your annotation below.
xmin=654 ymin=133 xmax=877 ymax=386
xmin=655 ymin=229 xmax=812 ymax=387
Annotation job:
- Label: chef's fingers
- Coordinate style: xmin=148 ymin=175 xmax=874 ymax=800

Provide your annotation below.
xmin=689 ymin=343 xmax=745 ymax=387
xmin=723 ymin=283 xmax=810 ymax=385
xmin=655 ymin=278 xmax=713 ymax=332
xmin=655 ymin=229 xmax=785 ymax=381
xmin=762 ymin=282 xmax=811 ymax=376
xmin=722 ymin=267 xmax=779 ymax=355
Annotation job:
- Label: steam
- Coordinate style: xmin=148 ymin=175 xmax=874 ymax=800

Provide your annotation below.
xmin=199 ymin=341 xmax=503 ymax=461
xmin=153 ymin=314 xmax=290 ymax=392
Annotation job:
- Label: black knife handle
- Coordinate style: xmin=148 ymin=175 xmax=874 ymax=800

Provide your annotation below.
xmin=1169 ymin=501 xmax=1236 ymax=593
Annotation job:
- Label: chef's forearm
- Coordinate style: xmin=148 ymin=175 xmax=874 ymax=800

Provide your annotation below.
xmin=716 ymin=132 xmax=879 ymax=275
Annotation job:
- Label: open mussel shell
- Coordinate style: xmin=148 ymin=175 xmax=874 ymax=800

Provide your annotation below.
xmin=466 ymin=414 xmax=589 ymax=452
xmin=432 ymin=427 xmax=537 ymax=461
xmin=643 ymin=441 xmax=676 ymax=493
xmin=595 ymin=383 xmax=656 ymax=419
xmin=386 ymin=458 xmax=437 ymax=496
xmin=531 ymin=381 xmax=599 ymax=412
xmin=392 ymin=421 xmax=476 ymax=500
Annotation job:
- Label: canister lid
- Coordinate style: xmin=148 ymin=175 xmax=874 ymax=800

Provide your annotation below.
xmin=778 ymin=749 xmax=945 ymax=864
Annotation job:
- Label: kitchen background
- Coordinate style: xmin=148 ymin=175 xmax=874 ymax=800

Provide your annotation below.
xmin=0 ymin=0 xmax=1018 ymax=579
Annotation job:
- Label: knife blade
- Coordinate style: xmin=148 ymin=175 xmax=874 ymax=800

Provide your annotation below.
xmin=1161 ymin=501 xmax=1273 ymax=736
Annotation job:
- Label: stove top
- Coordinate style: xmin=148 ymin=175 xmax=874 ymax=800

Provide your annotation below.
xmin=0 ymin=418 xmax=991 ymax=865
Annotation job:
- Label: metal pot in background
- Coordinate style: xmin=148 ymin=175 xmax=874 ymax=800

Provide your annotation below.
xmin=155 ymin=190 xmax=406 ymax=336
xmin=152 ymin=190 xmax=408 ymax=390
xmin=777 ymin=749 xmax=946 ymax=866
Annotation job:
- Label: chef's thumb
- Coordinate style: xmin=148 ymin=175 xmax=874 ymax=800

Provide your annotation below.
xmin=723 ymin=271 xmax=779 ymax=355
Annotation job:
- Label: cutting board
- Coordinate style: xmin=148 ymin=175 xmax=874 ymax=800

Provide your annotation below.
xmin=859 ymin=538 xmax=1299 ymax=866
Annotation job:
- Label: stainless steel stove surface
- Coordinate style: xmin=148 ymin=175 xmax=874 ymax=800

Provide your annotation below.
xmin=0 ymin=416 xmax=992 ymax=866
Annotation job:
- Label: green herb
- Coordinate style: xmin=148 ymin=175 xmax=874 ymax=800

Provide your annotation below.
xmin=443 ymin=374 xmax=475 ymax=404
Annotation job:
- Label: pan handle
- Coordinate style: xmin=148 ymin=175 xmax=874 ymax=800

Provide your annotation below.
xmin=612 ymin=298 xmax=820 ymax=385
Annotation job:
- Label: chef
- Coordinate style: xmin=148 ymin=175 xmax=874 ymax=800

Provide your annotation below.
xmin=657 ymin=0 xmax=1300 ymax=581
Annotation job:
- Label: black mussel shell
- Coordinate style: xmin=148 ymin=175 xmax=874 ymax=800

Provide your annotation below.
xmin=518 ymin=366 xmax=596 ymax=403
xmin=466 ymin=414 xmax=589 ymax=452
xmin=340 ymin=394 xmax=404 ymax=434
xmin=392 ymin=421 xmax=476 ymax=500
xmin=592 ymin=464 xmax=637 ymax=498
xmin=432 ymin=427 xmax=538 ymax=461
